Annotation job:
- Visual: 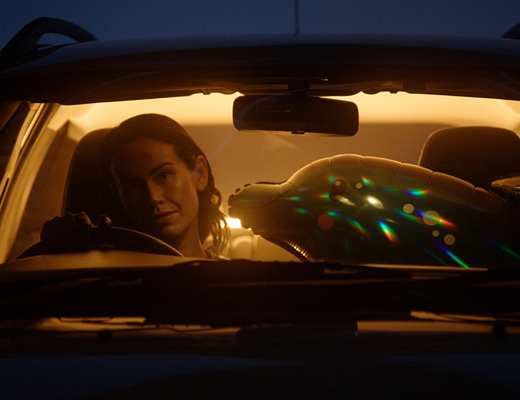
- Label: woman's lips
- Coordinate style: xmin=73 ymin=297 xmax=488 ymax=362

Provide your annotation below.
xmin=154 ymin=211 xmax=176 ymax=224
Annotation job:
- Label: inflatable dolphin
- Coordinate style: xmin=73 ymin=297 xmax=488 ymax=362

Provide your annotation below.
xmin=228 ymin=155 xmax=520 ymax=268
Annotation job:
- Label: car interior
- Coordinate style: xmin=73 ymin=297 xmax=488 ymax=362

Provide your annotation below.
xmin=419 ymin=126 xmax=520 ymax=186
xmin=2 ymin=91 xmax=520 ymax=264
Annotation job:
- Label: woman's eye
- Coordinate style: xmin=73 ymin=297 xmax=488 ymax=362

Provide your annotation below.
xmin=156 ymin=171 xmax=174 ymax=182
xmin=159 ymin=172 xmax=170 ymax=179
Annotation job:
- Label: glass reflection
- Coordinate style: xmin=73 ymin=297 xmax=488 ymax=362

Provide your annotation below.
xmin=378 ymin=220 xmax=398 ymax=244
xmin=435 ymin=243 xmax=470 ymax=269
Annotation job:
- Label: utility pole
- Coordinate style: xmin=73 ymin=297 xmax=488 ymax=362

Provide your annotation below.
xmin=294 ymin=0 xmax=300 ymax=36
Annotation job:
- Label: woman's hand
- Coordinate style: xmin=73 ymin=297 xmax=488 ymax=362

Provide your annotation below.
xmin=40 ymin=212 xmax=112 ymax=252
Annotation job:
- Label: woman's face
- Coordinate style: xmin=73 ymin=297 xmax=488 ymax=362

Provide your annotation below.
xmin=110 ymin=137 xmax=208 ymax=248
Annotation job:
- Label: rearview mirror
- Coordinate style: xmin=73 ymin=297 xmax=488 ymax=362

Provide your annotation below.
xmin=233 ymin=95 xmax=358 ymax=136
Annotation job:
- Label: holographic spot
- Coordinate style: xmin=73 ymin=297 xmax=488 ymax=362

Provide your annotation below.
xmin=318 ymin=213 xmax=333 ymax=231
xmin=287 ymin=196 xmax=302 ymax=201
xmin=294 ymin=207 xmax=311 ymax=215
xmin=432 ymin=230 xmax=440 ymax=237
xmin=315 ymin=193 xmax=329 ymax=200
xmin=366 ymin=196 xmax=384 ymax=209
xmin=356 ymin=183 xmax=363 ymax=189
xmin=419 ymin=244 xmax=449 ymax=266
xmin=384 ymin=187 xmax=399 ymax=194
xmin=444 ymin=249 xmax=469 ymax=269
xmin=487 ymin=240 xmax=520 ymax=259
xmin=435 ymin=242 xmax=470 ymax=268
xmin=406 ymin=189 xmax=430 ymax=197
xmin=403 ymin=203 xmax=414 ymax=214
xmin=438 ymin=217 xmax=456 ymax=229
xmin=444 ymin=234 xmax=455 ymax=246
xmin=327 ymin=211 xmax=342 ymax=219
xmin=395 ymin=209 xmax=422 ymax=224
xmin=346 ymin=217 xmax=369 ymax=237
xmin=378 ymin=220 xmax=398 ymax=244
xmin=423 ymin=210 xmax=440 ymax=226
xmin=362 ymin=176 xmax=375 ymax=188
xmin=327 ymin=176 xmax=339 ymax=183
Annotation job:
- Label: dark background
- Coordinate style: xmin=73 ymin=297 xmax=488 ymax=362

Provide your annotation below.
xmin=2 ymin=0 xmax=520 ymax=48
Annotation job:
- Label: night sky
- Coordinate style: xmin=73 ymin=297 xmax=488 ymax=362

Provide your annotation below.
xmin=2 ymin=0 xmax=520 ymax=48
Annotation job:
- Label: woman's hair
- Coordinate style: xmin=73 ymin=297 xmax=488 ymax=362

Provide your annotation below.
xmin=101 ymin=113 xmax=228 ymax=257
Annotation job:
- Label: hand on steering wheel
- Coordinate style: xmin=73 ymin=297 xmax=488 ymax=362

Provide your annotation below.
xmin=18 ymin=212 xmax=182 ymax=258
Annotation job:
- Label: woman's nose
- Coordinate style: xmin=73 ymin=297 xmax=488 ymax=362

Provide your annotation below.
xmin=146 ymin=182 xmax=164 ymax=204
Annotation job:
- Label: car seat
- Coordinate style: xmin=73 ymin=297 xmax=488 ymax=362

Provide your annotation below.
xmin=62 ymin=128 xmax=112 ymax=223
xmin=418 ymin=126 xmax=520 ymax=186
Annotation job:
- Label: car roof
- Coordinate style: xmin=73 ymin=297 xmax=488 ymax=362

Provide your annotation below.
xmin=2 ymin=18 xmax=520 ymax=104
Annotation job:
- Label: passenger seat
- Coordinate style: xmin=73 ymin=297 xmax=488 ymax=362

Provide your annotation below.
xmin=419 ymin=126 xmax=520 ymax=186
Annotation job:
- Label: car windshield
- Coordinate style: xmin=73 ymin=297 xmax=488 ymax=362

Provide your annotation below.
xmin=2 ymin=89 xmax=520 ymax=268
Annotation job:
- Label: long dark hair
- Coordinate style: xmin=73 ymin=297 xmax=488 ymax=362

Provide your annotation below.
xmin=101 ymin=114 xmax=228 ymax=257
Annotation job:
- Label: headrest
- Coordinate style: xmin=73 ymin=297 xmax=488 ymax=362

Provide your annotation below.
xmin=419 ymin=126 xmax=520 ymax=186
xmin=62 ymin=129 xmax=111 ymax=222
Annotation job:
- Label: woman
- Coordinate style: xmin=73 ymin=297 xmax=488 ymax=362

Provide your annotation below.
xmin=42 ymin=114 xmax=228 ymax=259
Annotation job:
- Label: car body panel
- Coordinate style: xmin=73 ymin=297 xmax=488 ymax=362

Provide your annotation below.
xmin=2 ymin=34 xmax=520 ymax=103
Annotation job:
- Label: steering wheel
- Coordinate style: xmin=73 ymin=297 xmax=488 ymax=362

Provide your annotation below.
xmin=17 ymin=226 xmax=183 ymax=259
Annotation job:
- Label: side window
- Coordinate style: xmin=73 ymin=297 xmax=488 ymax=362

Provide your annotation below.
xmin=0 ymin=102 xmax=49 ymax=261
xmin=0 ymin=102 xmax=29 ymax=177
